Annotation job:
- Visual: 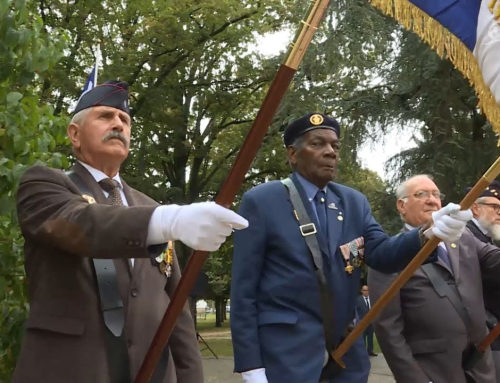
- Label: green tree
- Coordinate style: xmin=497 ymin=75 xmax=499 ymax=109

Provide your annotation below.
xmin=0 ymin=0 xmax=68 ymax=377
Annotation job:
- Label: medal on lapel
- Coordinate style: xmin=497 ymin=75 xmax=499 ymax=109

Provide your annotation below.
xmin=155 ymin=241 xmax=174 ymax=278
xmin=82 ymin=194 xmax=96 ymax=204
xmin=339 ymin=236 xmax=365 ymax=274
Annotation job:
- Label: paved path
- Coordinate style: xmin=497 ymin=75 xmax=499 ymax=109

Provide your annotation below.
xmin=202 ymin=355 xmax=396 ymax=383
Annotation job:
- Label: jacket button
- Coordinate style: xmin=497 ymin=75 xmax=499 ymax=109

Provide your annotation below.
xmin=128 ymin=240 xmax=134 ymax=246
xmin=134 ymin=240 xmax=141 ymax=246
xmin=131 ymin=289 xmax=138 ymax=297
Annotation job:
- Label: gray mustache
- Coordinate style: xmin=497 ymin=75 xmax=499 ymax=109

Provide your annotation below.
xmin=102 ymin=131 xmax=129 ymax=147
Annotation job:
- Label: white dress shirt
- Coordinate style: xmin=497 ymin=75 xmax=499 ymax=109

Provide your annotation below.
xmin=364 ymin=296 xmax=371 ymax=309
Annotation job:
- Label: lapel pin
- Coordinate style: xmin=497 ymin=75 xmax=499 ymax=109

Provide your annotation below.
xmin=451 ymin=243 xmax=457 ymax=249
xmin=82 ymin=194 xmax=96 ymax=204
xmin=328 ymin=203 xmax=337 ymax=210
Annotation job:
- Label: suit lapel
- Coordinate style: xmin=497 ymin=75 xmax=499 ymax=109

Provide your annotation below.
xmin=325 ymin=183 xmax=343 ymax=252
xmin=445 ymin=242 xmax=460 ymax=281
xmin=289 ymin=174 xmax=330 ymax=260
xmin=467 ymin=221 xmax=493 ymax=244
xmin=73 ymin=162 xmax=108 ymax=204
xmin=122 ymin=179 xmax=144 ymax=278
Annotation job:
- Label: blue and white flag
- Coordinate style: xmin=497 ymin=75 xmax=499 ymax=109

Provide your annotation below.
xmin=370 ymin=0 xmax=500 ymax=134
xmin=77 ymin=53 xmax=99 ymax=104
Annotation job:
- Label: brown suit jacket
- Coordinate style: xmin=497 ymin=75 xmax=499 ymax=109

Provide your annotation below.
xmin=12 ymin=162 xmax=203 ymax=383
xmin=368 ymin=228 xmax=500 ymax=383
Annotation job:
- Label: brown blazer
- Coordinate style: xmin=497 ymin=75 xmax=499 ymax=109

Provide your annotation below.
xmin=12 ymin=162 xmax=203 ymax=383
xmin=368 ymin=228 xmax=500 ymax=383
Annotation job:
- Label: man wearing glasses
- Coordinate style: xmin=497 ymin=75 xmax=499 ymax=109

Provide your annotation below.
xmin=467 ymin=181 xmax=500 ymax=383
xmin=368 ymin=174 xmax=500 ymax=383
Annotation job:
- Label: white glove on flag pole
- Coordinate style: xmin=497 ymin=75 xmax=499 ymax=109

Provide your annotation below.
xmin=425 ymin=203 xmax=472 ymax=243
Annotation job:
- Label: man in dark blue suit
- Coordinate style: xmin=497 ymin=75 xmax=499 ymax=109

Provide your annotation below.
xmin=356 ymin=285 xmax=377 ymax=357
xmin=230 ymin=112 xmax=472 ymax=383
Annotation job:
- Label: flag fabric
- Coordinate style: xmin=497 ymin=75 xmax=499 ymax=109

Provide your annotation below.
xmin=370 ymin=0 xmax=500 ymax=135
xmin=76 ymin=57 xmax=99 ymax=105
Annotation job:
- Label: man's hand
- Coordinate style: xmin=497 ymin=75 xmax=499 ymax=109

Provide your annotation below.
xmin=425 ymin=203 xmax=472 ymax=242
xmin=242 ymin=368 xmax=268 ymax=383
xmin=170 ymin=202 xmax=248 ymax=251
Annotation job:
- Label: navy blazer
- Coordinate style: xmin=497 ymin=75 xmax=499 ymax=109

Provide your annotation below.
xmin=230 ymin=173 xmax=426 ymax=383
xmin=356 ymin=295 xmax=371 ymax=321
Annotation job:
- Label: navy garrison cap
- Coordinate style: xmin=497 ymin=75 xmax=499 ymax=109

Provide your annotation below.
xmin=283 ymin=112 xmax=341 ymax=146
xmin=466 ymin=180 xmax=500 ymax=201
xmin=73 ymin=80 xmax=130 ymax=115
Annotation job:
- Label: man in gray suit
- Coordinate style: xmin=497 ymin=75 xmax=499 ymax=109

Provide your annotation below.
xmin=467 ymin=181 xmax=500 ymax=382
xmin=368 ymin=174 xmax=500 ymax=383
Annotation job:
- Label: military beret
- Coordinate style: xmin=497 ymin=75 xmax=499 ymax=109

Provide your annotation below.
xmin=73 ymin=80 xmax=130 ymax=115
xmin=466 ymin=180 xmax=500 ymax=200
xmin=283 ymin=112 xmax=341 ymax=146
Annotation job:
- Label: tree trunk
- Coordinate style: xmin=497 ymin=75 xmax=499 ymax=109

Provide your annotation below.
xmin=215 ymin=296 xmax=224 ymax=327
xmin=190 ymin=297 xmax=197 ymax=330
xmin=223 ymin=299 xmax=227 ymax=321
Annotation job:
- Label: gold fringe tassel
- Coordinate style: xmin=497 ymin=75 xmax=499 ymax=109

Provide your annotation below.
xmin=490 ymin=0 xmax=498 ymax=13
xmin=370 ymin=0 xmax=500 ymax=140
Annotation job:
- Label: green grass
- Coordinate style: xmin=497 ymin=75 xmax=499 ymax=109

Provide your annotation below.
xmin=197 ymin=331 xmax=382 ymax=358
xmin=195 ymin=312 xmax=383 ymax=357
xmin=196 ymin=313 xmax=231 ymax=333
xmin=199 ymin=338 xmax=234 ymax=357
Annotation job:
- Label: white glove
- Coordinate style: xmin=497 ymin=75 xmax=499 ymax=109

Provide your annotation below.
xmin=242 ymin=368 xmax=268 ymax=383
xmin=170 ymin=202 xmax=248 ymax=251
xmin=424 ymin=203 xmax=472 ymax=242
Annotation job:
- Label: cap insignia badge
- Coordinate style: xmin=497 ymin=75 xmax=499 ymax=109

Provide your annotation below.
xmin=310 ymin=114 xmax=324 ymax=125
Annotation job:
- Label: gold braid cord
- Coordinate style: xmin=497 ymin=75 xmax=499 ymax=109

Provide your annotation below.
xmin=491 ymin=0 xmax=500 ymax=21
xmin=370 ymin=0 xmax=500 ymax=139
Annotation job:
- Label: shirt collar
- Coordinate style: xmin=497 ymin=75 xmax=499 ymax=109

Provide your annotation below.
xmin=405 ymin=223 xmax=415 ymax=231
xmin=78 ymin=161 xmax=123 ymax=190
xmin=471 ymin=217 xmax=489 ymax=235
xmin=295 ymin=172 xmax=327 ymax=202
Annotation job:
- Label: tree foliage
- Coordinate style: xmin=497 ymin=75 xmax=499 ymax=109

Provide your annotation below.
xmin=3 ymin=0 xmax=484 ymax=364
xmin=0 ymin=0 xmax=69 ymax=377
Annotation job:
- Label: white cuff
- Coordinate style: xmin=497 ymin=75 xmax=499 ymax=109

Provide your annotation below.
xmin=146 ymin=205 xmax=181 ymax=246
xmin=241 ymin=368 xmax=267 ymax=383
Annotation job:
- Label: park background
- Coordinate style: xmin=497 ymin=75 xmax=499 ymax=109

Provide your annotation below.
xmin=1 ymin=0 xmax=499 ymax=380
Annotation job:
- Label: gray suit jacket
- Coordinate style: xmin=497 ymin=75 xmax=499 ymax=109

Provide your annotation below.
xmin=368 ymin=228 xmax=500 ymax=383
xmin=12 ymin=163 xmax=203 ymax=383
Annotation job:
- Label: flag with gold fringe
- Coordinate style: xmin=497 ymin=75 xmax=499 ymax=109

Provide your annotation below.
xmin=370 ymin=0 xmax=500 ymax=136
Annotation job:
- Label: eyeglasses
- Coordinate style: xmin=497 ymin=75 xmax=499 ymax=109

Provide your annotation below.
xmin=402 ymin=191 xmax=445 ymax=201
xmin=478 ymin=202 xmax=500 ymax=214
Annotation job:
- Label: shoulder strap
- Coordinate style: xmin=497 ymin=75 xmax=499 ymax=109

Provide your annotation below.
xmin=421 ymin=263 xmax=472 ymax=335
xmin=281 ymin=178 xmax=335 ymax=353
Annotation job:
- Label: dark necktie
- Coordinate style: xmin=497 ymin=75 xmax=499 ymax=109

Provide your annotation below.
xmin=99 ymin=178 xmax=133 ymax=272
xmin=437 ymin=246 xmax=452 ymax=273
xmin=99 ymin=178 xmax=123 ymax=206
xmin=314 ymin=190 xmax=328 ymax=238
xmin=365 ymin=297 xmax=370 ymax=309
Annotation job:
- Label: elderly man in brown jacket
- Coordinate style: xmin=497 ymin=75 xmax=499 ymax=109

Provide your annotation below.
xmin=368 ymin=175 xmax=500 ymax=383
xmin=12 ymin=80 xmax=248 ymax=383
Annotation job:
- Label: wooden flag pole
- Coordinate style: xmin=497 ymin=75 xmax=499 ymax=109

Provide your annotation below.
xmin=135 ymin=1 xmax=331 ymax=381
